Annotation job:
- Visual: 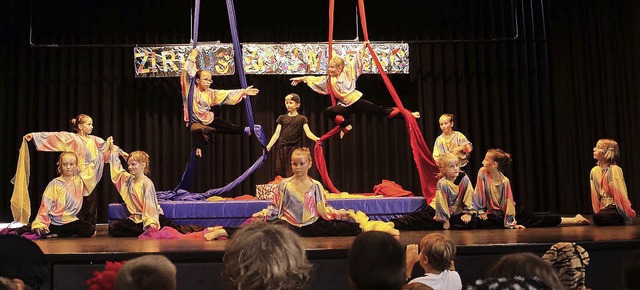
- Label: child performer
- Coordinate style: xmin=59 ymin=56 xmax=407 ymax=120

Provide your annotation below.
xmin=405 ymin=233 xmax=462 ymax=290
xmin=472 ymin=149 xmax=589 ymax=229
xmin=432 ymin=114 xmax=472 ymax=167
xmin=390 ymin=153 xmax=475 ymax=230
xmin=266 ymin=93 xmax=319 ymax=177
xmin=290 ymin=42 xmax=419 ymax=138
xmin=181 ymin=49 xmax=260 ymax=157
xmin=19 ymin=114 xmax=126 ymax=227
xmin=31 ymin=152 xmax=95 ymax=238
xmin=108 ymin=148 xmax=203 ymax=237
xmin=590 ymin=139 xmax=636 ymax=225
xmin=213 ymin=148 xmax=397 ymax=238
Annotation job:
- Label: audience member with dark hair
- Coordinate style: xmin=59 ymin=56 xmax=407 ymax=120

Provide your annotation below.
xmin=406 ymin=233 xmax=462 ymax=290
xmin=0 ymin=235 xmax=49 ymax=290
xmin=623 ymin=251 xmax=640 ymax=290
xmin=222 ymin=221 xmax=312 ymax=290
xmin=348 ymin=231 xmax=405 ymax=290
xmin=114 ymin=255 xmax=176 ymax=290
xmin=468 ymin=252 xmax=565 ymax=290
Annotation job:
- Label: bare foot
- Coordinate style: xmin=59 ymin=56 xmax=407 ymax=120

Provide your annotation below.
xmin=411 ymin=111 xmax=420 ymax=118
xmin=575 ymin=214 xmax=590 ymax=225
xmin=195 ymin=148 xmax=202 ymax=158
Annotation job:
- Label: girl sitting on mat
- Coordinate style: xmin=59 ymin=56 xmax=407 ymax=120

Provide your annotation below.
xmin=213 ymin=147 xmax=398 ymax=238
xmin=266 ymin=93 xmax=319 ymax=178
xmin=290 ymin=42 xmax=419 ymax=138
xmin=107 ymin=147 xmax=202 ymax=237
xmin=390 ymin=153 xmax=475 ymax=230
xmin=590 ymin=139 xmax=636 ymax=225
xmin=470 ymin=149 xmax=589 ymax=229
xmin=30 ymin=152 xmax=95 ymax=238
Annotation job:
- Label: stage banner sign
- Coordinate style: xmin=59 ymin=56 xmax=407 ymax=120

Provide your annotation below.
xmin=134 ymin=43 xmax=408 ymax=78
xmin=134 ymin=44 xmax=235 ymax=78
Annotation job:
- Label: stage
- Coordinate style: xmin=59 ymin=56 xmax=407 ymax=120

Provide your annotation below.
xmin=35 ymin=221 xmax=640 ymax=290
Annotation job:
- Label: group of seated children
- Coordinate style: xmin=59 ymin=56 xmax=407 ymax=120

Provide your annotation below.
xmin=392 ymin=113 xmax=634 ymax=230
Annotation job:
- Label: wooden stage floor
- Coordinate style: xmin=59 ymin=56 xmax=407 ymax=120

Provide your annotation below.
xmin=32 ymin=222 xmax=640 ymax=290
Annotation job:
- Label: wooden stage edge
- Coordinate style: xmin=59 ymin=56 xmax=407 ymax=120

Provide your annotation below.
xmin=34 ymin=221 xmax=640 ymax=263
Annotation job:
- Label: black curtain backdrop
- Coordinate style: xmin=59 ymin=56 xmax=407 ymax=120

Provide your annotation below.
xmin=1 ymin=0 xmax=638 ymax=223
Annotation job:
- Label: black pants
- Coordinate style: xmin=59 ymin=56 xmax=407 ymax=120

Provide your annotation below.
xmin=390 ymin=206 xmax=444 ymax=230
xmin=77 ymin=193 xmax=98 ymax=228
xmin=14 ymin=220 xmax=95 ymax=238
xmin=225 ymin=218 xmax=362 ymax=238
xmin=467 ymin=207 xmax=562 ymax=229
xmin=325 ymin=99 xmax=394 ymax=128
xmin=593 ymin=205 xmax=625 ymax=226
xmin=190 ymin=120 xmax=245 ymax=149
xmin=274 ymin=145 xmax=296 ymax=178
xmin=108 ymin=214 xmax=204 ymax=237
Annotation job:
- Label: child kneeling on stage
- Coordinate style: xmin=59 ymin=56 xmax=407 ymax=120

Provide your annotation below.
xmin=213 ymin=147 xmax=397 ymax=239
xmin=108 ymin=148 xmax=202 ymax=237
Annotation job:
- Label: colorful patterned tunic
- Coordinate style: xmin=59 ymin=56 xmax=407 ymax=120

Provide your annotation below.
xmin=264 ymin=177 xmax=340 ymax=226
xmin=590 ymin=165 xmax=636 ymax=224
xmin=31 ymin=175 xmax=89 ymax=233
xmin=472 ymin=168 xmax=517 ymax=228
xmin=110 ymin=152 xmax=163 ymax=230
xmin=432 ymin=131 xmax=471 ymax=161
xmin=180 ymin=56 xmax=246 ymax=125
xmin=303 ymin=52 xmax=364 ymax=106
xmin=432 ymin=173 xmax=475 ymax=223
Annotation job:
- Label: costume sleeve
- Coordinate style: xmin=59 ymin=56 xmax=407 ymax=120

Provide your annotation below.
xmin=346 ymin=50 xmax=364 ymax=80
xmin=456 ymin=132 xmax=471 ymax=146
xmin=109 ymin=149 xmax=131 ymax=195
xmin=211 ymin=89 xmax=246 ymax=106
xmin=472 ymin=168 xmax=488 ymax=215
xmin=141 ymin=180 xmax=161 ymax=230
xmin=502 ymin=180 xmax=518 ymax=228
xmin=181 ymin=54 xmax=197 ymax=98
xmin=264 ymin=182 xmax=285 ymax=220
xmin=460 ymin=175 xmax=476 ymax=215
xmin=313 ymin=181 xmax=340 ymax=220
xmin=589 ymin=167 xmax=602 ymax=214
xmin=31 ymin=180 xmax=59 ymax=232
xmin=303 ymin=76 xmax=330 ymax=95
xmin=31 ymin=131 xmax=78 ymax=152
xmin=432 ymin=136 xmax=444 ymax=160
xmin=433 ymin=184 xmax=452 ymax=222
xmin=609 ymin=166 xmax=636 ymax=224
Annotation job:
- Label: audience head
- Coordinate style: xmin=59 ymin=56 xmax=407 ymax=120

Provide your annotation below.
xmin=223 ymin=221 xmax=312 ymax=290
xmin=348 ymin=231 xmax=405 ymax=290
xmin=402 ymin=283 xmax=434 ymax=290
xmin=623 ymin=251 xmax=640 ymax=290
xmin=488 ymin=252 xmax=565 ymax=290
xmin=542 ymin=242 xmax=589 ymax=290
xmin=114 ymin=255 xmax=176 ymax=290
xmin=419 ymin=233 xmax=456 ymax=273
xmin=70 ymin=114 xmax=93 ymax=135
xmin=0 ymin=235 xmax=48 ymax=290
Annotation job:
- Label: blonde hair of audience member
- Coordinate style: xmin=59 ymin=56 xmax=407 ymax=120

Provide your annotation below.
xmin=127 ymin=151 xmax=151 ymax=175
xmin=489 ymin=252 xmax=565 ymax=290
xmin=594 ymin=139 xmax=620 ymax=166
xmin=223 ymin=221 xmax=312 ymax=290
xmin=420 ymin=233 xmax=456 ymax=273
xmin=114 ymin=255 xmax=176 ymax=290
